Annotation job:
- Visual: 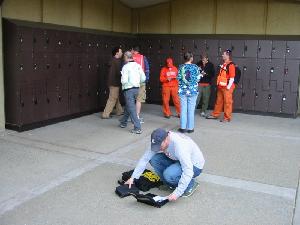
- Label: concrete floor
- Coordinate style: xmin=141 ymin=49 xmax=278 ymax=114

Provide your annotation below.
xmin=0 ymin=104 xmax=300 ymax=225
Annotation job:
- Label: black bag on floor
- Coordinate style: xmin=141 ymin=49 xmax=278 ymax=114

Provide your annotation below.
xmin=115 ymin=184 xmax=140 ymax=198
xmin=131 ymin=193 xmax=169 ymax=208
xmin=120 ymin=169 xmax=162 ymax=192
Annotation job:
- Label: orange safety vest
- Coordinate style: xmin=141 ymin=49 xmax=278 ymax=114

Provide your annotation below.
xmin=217 ymin=62 xmax=232 ymax=87
xmin=133 ymin=53 xmax=145 ymax=72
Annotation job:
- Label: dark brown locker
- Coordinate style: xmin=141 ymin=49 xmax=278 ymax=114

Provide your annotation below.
xmin=14 ymin=52 xmax=33 ymax=83
xmin=194 ymin=39 xmax=206 ymax=56
xmin=169 ymin=38 xmax=182 ymax=54
xmin=241 ymin=87 xmax=255 ymax=111
xmin=271 ymin=41 xmax=286 ymax=59
xmin=256 ymin=58 xmax=271 ymax=90
xmin=282 ymin=82 xmax=298 ymax=115
xmin=232 ymin=40 xmax=245 ymax=58
xmin=33 ymin=28 xmax=47 ymax=53
xmin=20 ymin=83 xmax=36 ymax=125
xmin=31 ymin=53 xmax=44 ymax=81
xmin=42 ymin=53 xmax=56 ymax=80
xmin=15 ymin=26 xmax=33 ymax=52
xmin=284 ymin=59 xmax=300 ymax=93
xmin=69 ymin=77 xmax=82 ymax=114
xmin=241 ymin=58 xmax=257 ymax=90
xmin=182 ymin=39 xmax=195 ymax=53
xmin=157 ymin=38 xmax=168 ymax=54
xmin=254 ymin=84 xmax=269 ymax=112
xmin=269 ymin=59 xmax=284 ymax=92
xmin=268 ymin=81 xmax=282 ymax=113
xmin=43 ymin=29 xmax=56 ymax=52
xmin=233 ymin=88 xmax=242 ymax=110
xmin=244 ymin=40 xmax=258 ymax=58
xmin=34 ymin=81 xmax=48 ymax=121
xmin=46 ymin=78 xmax=69 ymax=119
xmin=258 ymin=40 xmax=272 ymax=59
xmin=205 ymin=39 xmax=219 ymax=57
xmin=218 ymin=40 xmax=232 ymax=56
xmin=286 ymin=41 xmax=300 ymax=59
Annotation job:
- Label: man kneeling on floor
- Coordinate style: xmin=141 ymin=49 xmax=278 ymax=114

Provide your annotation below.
xmin=125 ymin=128 xmax=205 ymax=201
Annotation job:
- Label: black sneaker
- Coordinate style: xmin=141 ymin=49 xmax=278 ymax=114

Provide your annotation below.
xmin=164 ymin=115 xmax=171 ymax=119
xmin=119 ymin=124 xmax=127 ymax=128
xmin=187 ymin=129 xmax=194 ymax=133
xmin=182 ymin=181 xmax=199 ymax=198
xmin=177 ymin=128 xmax=186 ymax=133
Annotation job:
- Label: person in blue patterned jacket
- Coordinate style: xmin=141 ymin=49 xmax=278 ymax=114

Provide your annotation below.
xmin=177 ymin=52 xmax=202 ymax=133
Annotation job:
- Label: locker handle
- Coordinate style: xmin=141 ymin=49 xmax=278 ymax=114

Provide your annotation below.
xmin=282 ymin=95 xmax=287 ymax=101
xmin=47 ymin=98 xmax=50 ymax=104
xmin=244 ymin=45 xmax=248 ymax=52
xmin=21 ymin=101 xmax=25 ymax=107
xmin=46 ymin=64 xmax=50 ymax=70
xmin=20 ymin=64 xmax=24 ymax=71
xmin=272 ymin=47 xmax=275 ymax=52
xmin=231 ymin=46 xmax=234 ymax=51
xmin=58 ymin=96 xmax=62 ymax=102
xmin=258 ymin=46 xmax=261 ymax=52
xmin=268 ymin=94 xmax=272 ymax=100
xmin=33 ymin=64 xmax=38 ymax=70
xmin=286 ymin=46 xmax=290 ymax=53
xmin=255 ymin=93 xmax=258 ymax=98
xmin=243 ymin=66 xmax=247 ymax=71
xmin=256 ymin=66 xmax=261 ymax=71
xmin=284 ymin=68 xmax=288 ymax=75
xmin=270 ymin=67 xmax=274 ymax=73
xmin=33 ymin=98 xmax=38 ymax=105
xmin=19 ymin=36 xmax=23 ymax=43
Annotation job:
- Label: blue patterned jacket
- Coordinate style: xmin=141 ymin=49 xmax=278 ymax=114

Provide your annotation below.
xmin=177 ymin=64 xmax=201 ymax=96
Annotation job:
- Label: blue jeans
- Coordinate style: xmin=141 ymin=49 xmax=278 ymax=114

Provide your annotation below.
xmin=150 ymin=153 xmax=202 ymax=192
xmin=179 ymin=94 xmax=198 ymax=130
xmin=119 ymin=88 xmax=141 ymax=130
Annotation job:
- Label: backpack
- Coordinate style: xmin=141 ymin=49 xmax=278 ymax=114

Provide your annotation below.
xmin=226 ymin=62 xmax=241 ymax=85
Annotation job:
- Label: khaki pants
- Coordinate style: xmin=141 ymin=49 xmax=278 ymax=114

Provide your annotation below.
xmin=102 ymin=86 xmax=123 ymax=118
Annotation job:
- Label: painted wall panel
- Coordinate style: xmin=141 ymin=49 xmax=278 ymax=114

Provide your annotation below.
xmin=139 ymin=3 xmax=170 ymax=34
xmin=43 ymin=0 xmax=81 ymax=27
xmin=171 ymin=0 xmax=216 ymax=34
xmin=267 ymin=1 xmax=300 ymax=35
xmin=113 ymin=0 xmax=131 ymax=33
xmin=82 ymin=0 xmax=113 ymax=31
xmin=216 ymin=0 xmax=266 ymax=35
xmin=2 ymin=0 xmax=42 ymax=22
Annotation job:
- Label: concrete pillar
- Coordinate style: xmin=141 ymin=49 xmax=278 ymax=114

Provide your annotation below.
xmin=0 ymin=6 xmax=5 ymax=130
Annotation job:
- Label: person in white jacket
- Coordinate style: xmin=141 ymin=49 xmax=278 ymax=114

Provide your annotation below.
xmin=119 ymin=51 xmax=146 ymax=134
xmin=125 ymin=128 xmax=205 ymax=201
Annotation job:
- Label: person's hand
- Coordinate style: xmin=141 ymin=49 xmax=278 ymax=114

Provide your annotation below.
xmin=168 ymin=193 xmax=178 ymax=201
xmin=125 ymin=177 xmax=134 ymax=189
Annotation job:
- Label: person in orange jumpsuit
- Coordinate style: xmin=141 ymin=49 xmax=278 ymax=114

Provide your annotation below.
xmin=206 ymin=49 xmax=235 ymax=122
xmin=160 ymin=58 xmax=180 ymax=118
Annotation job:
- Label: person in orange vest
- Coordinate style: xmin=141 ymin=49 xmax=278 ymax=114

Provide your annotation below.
xmin=131 ymin=46 xmax=150 ymax=124
xmin=160 ymin=58 xmax=180 ymax=118
xmin=206 ymin=49 xmax=235 ymax=122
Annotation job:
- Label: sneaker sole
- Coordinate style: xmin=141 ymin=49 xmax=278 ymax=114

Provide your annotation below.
xmin=182 ymin=182 xmax=199 ymax=198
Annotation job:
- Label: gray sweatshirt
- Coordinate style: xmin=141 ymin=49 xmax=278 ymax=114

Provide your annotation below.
xmin=131 ymin=132 xmax=205 ymax=197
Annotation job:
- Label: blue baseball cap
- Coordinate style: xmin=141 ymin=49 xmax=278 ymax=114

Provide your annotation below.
xmin=151 ymin=128 xmax=168 ymax=152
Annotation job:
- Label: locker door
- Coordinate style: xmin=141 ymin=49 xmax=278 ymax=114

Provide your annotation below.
xmin=258 ymin=40 xmax=272 ymax=59
xmin=194 ymin=39 xmax=206 ymax=56
xmin=233 ymin=88 xmax=242 ymax=110
xmin=33 ymin=28 xmax=47 ymax=53
xmin=15 ymin=52 xmax=33 ymax=83
xmin=269 ymin=59 xmax=284 ymax=92
xmin=42 ymin=53 xmax=56 ymax=80
xmin=244 ymin=40 xmax=258 ymax=58
xmin=271 ymin=41 xmax=286 ymax=59
xmin=205 ymin=39 xmax=219 ymax=57
xmin=282 ymin=82 xmax=298 ymax=116
xmin=169 ymin=38 xmax=182 ymax=55
xmin=182 ymin=39 xmax=195 ymax=53
xmin=34 ymin=81 xmax=48 ymax=121
xmin=256 ymin=58 xmax=271 ymax=91
xmin=268 ymin=81 xmax=282 ymax=113
xmin=69 ymin=77 xmax=81 ymax=115
xmin=241 ymin=87 xmax=255 ymax=111
xmin=284 ymin=59 xmax=300 ymax=93
xmin=20 ymin=83 xmax=35 ymax=125
xmin=241 ymin=58 xmax=257 ymax=90
xmin=254 ymin=79 xmax=269 ymax=112
xmin=232 ymin=40 xmax=245 ymax=58
xmin=286 ymin=41 xmax=300 ymax=59
xmin=15 ymin=26 xmax=33 ymax=52
xmin=46 ymin=78 xmax=69 ymax=119
xmin=218 ymin=40 xmax=232 ymax=56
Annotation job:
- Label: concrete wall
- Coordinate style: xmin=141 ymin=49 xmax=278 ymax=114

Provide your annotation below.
xmin=2 ymin=0 xmax=132 ymax=32
xmin=133 ymin=0 xmax=300 ymax=35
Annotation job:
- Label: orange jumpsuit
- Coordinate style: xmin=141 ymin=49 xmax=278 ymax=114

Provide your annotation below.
xmin=160 ymin=58 xmax=180 ymax=117
xmin=211 ymin=61 xmax=235 ymax=121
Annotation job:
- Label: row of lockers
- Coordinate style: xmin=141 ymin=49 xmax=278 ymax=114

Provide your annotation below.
xmin=144 ymin=52 xmax=299 ymax=117
xmin=4 ymin=19 xmax=135 ymax=54
xmin=138 ymin=37 xmax=300 ymax=59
